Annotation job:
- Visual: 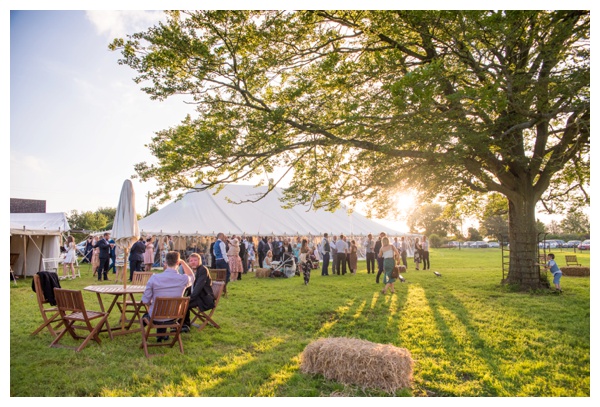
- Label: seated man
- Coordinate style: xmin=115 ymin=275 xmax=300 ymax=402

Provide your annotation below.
xmin=141 ymin=251 xmax=195 ymax=342
xmin=182 ymin=253 xmax=215 ymax=332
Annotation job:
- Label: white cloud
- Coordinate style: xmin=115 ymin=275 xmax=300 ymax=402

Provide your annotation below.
xmin=11 ymin=152 xmax=47 ymax=174
xmin=85 ymin=10 xmax=165 ymax=39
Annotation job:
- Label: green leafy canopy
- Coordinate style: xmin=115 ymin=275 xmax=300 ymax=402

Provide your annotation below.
xmin=110 ymin=10 xmax=589 ymax=218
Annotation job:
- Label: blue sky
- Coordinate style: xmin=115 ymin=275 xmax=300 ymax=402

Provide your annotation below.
xmin=10 ymin=10 xmax=196 ymax=216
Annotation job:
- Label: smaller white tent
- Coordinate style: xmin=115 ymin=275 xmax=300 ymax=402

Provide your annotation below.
xmin=138 ymin=184 xmax=404 ymax=237
xmin=10 ymin=212 xmax=70 ymax=277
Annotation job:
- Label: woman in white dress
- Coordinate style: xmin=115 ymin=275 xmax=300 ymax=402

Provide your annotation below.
xmin=62 ymin=235 xmax=77 ymax=279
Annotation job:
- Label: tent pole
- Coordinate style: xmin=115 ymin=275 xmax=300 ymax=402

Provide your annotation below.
xmin=23 ymin=236 xmax=27 ymax=278
xmin=38 ymin=236 xmax=45 ymax=273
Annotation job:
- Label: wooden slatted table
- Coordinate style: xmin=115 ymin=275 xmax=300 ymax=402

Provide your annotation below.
xmin=84 ymin=285 xmax=146 ymax=336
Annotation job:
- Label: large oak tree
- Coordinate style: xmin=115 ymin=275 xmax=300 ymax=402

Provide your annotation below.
xmin=111 ymin=10 xmax=589 ymax=290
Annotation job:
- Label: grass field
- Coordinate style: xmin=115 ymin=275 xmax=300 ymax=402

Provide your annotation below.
xmin=10 ymin=248 xmax=590 ymax=397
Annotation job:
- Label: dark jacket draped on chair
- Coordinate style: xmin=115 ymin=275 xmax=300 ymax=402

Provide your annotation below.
xmin=32 ymin=271 xmax=61 ymax=306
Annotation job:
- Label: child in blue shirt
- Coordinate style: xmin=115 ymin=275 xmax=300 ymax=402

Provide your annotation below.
xmin=546 ymin=253 xmax=562 ymax=292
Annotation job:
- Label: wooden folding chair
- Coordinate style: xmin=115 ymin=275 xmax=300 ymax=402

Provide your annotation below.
xmin=209 ymin=268 xmax=227 ymax=296
xmin=31 ymin=274 xmax=64 ymax=337
xmin=50 ymin=288 xmax=111 ymax=352
xmin=139 ymin=297 xmax=189 ymax=358
xmin=190 ymin=281 xmax=225 ymax=332
xmin=116 ymin=271 xmax=154 ymax=324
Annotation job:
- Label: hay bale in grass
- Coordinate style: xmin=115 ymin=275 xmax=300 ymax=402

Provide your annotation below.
xmin=300 ymin=337 xmax=413 ymax=393
xmin=561 ymin=266 xmax=590 ymax=277
xmin=255 ymin=268 xmax=271 ymax=278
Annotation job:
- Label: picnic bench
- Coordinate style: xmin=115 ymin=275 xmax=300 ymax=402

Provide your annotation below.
xmin=564 ymin=255 xmax=581 ymax=267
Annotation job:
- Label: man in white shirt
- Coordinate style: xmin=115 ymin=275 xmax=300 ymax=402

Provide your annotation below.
xmin=335 ymin=234 xmax=349 ymax=275
xmin=141 ymin=251 xmax=194 ymax=342
xmin=364 ymin=234 xmax=375 ymax=274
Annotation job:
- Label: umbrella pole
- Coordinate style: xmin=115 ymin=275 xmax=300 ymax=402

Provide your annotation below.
xmin=121 ymin=247 xmax=129 ymax=330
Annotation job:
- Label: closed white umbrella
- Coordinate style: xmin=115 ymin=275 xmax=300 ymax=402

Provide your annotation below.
xmin=112 ymin=180 xmax=140 ymax=330
xmin=112 ymin=179 xmax=140 ymax=288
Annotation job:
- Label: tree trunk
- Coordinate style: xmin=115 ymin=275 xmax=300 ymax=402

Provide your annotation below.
xmin=504 ymin=195 xmax=549 ymax=290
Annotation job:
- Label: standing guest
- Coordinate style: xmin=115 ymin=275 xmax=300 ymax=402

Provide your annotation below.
xmin=546 ymin=253 xmax=563 ymax=292
xmin=320 ymin=233 xmax=331 ymax=276
xmin=331 ymin=235 xmax=339 ymax=274
xmin=393 ymin=237 xmax=401 ymax=251
xmin=247 ymin=237 xmax=256 ymax=271
xmin=374 ymin=233 xmax=385 ymax=283
xmin=144 ymin=236 xmax=155 ymax=272
xmin=258 ymin=236 xmax=268 ymax=268
xmin=129 ymin=236 xmax=146 ymax=282
xmin=283 ymin=238 xmax=294 ymax=255
xmin=400 ymin=236 xmax=408 ymax=268
xmin=160 ymin=236 xmax=169 ymax=267
xmin=343 ymin=235 xmax=351 ymax=272
xmin=182 ymin=253 xmax=215 ymax=332
xmin=348 ymin=239 xmax=358 ymax=275
xmin=91 ymin=236 xmax=100 ymax=277
xmin=293 ymin=237 xmax=302 ymax=262
xmin=414 ymin=237 xmax=422 ymax=270
xmin=299 ymin=239 xmax=312 ymax=285
xmin=213 ymin=232 xmax=231 ymax=283
xmin=114 ymin=245 xmax=126 ymax=283
xmin=272 ymin=237 xmax=282 ymax=262
xmin=364 ymin=233 xmax=376 ymax=274
xmin=109 ymin=238 xmax=117 ymax=274
xmin=422 ymin=236 xmax=430 ymax=270
xmin=378 ymin=237 xmax=400 ymax=295
xmin=93 ymin=232 xmax=112 ymax=281
xmin=84 ymin=236 xmax=94 ymax=263
xmin=228 ymin=237 xmax=243 ymax=281
xmin=312 ymin=242 xmax=321 ymax=268
xmin=208 ymin=237 xmax=217 ymax=269
xmin=168 ymin=235 xmax=175 ymax=252
xmin=141 ymin=251 xmax=194 ymax=342
xmin=62 ymin=236 xmax=77 ymax=280
xmin=241 ymin=236 xmax=249 ymax=274
xmin=335 ymin=234 xmax=348 ymax=275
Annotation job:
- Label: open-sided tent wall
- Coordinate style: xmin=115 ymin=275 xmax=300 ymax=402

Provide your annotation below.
xmin=137 ymin=184 xmax=404 ymax=237
xmin=10 ymin=212 xmax=70 ymax=277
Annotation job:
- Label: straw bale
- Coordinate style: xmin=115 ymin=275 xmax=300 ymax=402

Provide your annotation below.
xmin=561 ymin=266 xmax=590 ymax=277
xmin=300 ymin=337 xmax=413 ymax=393
xmin=255 ymin=268 xmax=271 ymax=278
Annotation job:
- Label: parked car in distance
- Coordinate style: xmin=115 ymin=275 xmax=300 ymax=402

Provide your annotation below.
xmin=487 ymin=241 xmax=500 ymax=248
xmin=564 ymin=240 xmax=581 ymax=248
xmin=578 ymin=239 xmax=590 ymax=250
xmin=539 ymin=240 xmax=560 ymax=249
xmin=76 ymin=240 xmax=88 ymax=256
xmin=474 ymin=241 xmax=489 ymax=248
xmin=441 ymin=241 xmax=460 ymax=248
xmin=463 ymin=241 xmax=475 ymax=248
xmin=554 ymin=240 xmax=566 ymax=248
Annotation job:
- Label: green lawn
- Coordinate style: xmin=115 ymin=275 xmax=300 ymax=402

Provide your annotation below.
xmin=10 ymin=249 xmax=590 ymax=396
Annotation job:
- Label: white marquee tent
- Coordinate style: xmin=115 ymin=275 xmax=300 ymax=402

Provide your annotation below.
xmin=138 ymin=184 xmax=405 ymax=237
xmin=10 ymin=212 xmax=70 ymax=277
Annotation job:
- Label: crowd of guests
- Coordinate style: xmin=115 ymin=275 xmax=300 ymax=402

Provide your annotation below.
xmin=75 ymin=231 xmax=431 ymax=343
